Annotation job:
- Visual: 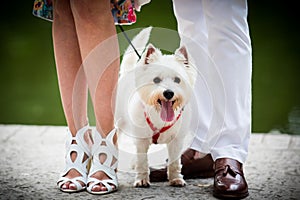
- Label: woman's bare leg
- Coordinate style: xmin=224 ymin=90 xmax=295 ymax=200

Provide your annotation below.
xmin=52 ymin=0 xmax=89 ymax=190
xmin=70 ymin=0 xmax=120 ymax=192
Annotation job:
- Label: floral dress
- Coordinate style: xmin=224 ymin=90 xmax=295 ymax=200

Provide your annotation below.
xmin=32 ymin=0 xmax=137 ymax=25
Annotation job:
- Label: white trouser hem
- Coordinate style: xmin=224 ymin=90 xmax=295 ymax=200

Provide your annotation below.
xmin=190 ymin=135 xmax=249 ymax=164
xmin=211 ymin=146 xmax=248 ymax=164
xmin=189 ymin=136 xmax=210 ymax=155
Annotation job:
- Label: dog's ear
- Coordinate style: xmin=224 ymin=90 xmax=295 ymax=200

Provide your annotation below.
xmin=176 ymin=46 xmax=197 ymax=86
xmin=175 ymin=46 xmax=189 ymax=65
xmin=144 ymin=44 xmax=161 ymax=64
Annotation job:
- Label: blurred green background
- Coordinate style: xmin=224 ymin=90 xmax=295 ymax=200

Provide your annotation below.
xmin=0 ymin=1 xmax=299 ymax=134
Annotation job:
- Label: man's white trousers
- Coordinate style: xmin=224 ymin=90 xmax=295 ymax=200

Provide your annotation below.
xmin=172 ymin=0 xmax=252 ymax=164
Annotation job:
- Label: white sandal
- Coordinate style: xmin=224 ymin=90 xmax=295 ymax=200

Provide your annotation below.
xmin=87 ymin=128 xmax=118 ymax=195
xmin=57 ymin=125 xmax=91 ymax=193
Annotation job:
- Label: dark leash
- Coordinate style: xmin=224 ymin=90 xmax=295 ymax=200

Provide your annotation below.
xmin=118 ymin=25 xmax=142 ymax=60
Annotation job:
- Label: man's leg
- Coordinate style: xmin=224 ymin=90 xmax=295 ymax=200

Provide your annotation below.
xmin=173 ymin=0 xmax=251 ymax=198
xmin=172 ymin=0 xmax=212 ymax=159
xmin=203 ymin=0 xmax=252 ymax=164
xmin=202 ymin=0 xmax=251 ymax=198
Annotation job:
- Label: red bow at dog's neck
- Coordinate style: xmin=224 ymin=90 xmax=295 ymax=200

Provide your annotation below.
xmin=144 ymin=109 xmax=183 ymax=144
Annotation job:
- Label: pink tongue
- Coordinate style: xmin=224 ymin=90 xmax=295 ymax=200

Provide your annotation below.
xmin=160 ymin=101 xmax=175 ymax=122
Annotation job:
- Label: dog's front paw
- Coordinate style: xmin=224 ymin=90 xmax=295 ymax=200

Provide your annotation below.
xmin=169 ymin=178 xmax=186 ymax=187
xmin=134 ymin=179 xmax=151 ymax=188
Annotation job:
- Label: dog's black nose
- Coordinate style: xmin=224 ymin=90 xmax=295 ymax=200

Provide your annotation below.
xmin=163 ymin=89 xmax=174 ymax=100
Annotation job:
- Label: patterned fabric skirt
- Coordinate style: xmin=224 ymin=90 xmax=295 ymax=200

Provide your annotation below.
xmin=32 ymin=0 xmax=137 ymax=25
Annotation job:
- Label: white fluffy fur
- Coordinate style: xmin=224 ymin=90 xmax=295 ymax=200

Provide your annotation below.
xmin=116 ymin=27 xmax=197 ymax=187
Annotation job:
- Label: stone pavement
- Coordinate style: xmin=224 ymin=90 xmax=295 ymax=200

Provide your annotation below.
xmin=0 ymin=125 xmax=299 ymax=200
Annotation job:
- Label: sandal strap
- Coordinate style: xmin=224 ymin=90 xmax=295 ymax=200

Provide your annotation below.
xmin=63 ymin=144 xmax=89 ymax=178
xmin=65 ymin=125 xmax=91 ymax=157
xmin=57 ymin=125 xmax=91 ymax=189
xmin=87 ymin=128 xmax=118 ymax=193
xmin=87 ymin=177 xmax=118 ymax=193
xmin=90 ymin=128 xmax=118 ymax=171
xmin=57 ymin=176 xmax=86 ymax=190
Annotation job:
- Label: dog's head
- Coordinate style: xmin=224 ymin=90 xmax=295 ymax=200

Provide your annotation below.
xmin=134 ymin=44 xmax=197 ymax=122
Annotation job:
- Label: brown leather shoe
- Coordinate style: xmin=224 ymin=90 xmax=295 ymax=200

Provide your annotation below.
xmin=149 ymin=149 xmax=214 ymax=182
xmin=181 ymin=149 xmax=214 ymax=179
xmin=213 ymin=158 xmax=249 ymax=199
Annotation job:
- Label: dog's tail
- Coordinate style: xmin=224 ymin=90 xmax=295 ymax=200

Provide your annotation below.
xmin=120 ymin=27 xmax=152 ymax=74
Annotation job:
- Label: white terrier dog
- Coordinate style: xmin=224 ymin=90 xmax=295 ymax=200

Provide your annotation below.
xmin=116 ymin=27 xmax=197 ymax=187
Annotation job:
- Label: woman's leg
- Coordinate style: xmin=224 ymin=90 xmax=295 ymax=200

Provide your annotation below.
xmin=70 ymin=0 xmax=120 ymax=192
xmin=52 ymin=0 xmax=89 ymax=190
xmin=52 ymin=0 xmax=89 ymax=134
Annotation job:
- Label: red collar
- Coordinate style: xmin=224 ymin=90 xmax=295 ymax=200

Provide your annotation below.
xmin=144 ymin=109 xmax=183 ymax=144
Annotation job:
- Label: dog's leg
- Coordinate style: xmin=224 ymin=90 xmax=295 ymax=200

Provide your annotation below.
xmin=134 ymin=138 xmax=151 ymax=187
xmin=167 ymin=137 xmax=186 ymax=187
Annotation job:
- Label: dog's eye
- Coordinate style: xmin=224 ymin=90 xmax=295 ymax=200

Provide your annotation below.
xmin=153 ymin=77 xmax=162 ymax=84
xmin=174 ymin=77 xmax=181 ymax=84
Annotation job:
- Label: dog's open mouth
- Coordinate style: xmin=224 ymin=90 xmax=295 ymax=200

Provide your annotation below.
xmin=158 ymin=99 xmax=175 ymax=122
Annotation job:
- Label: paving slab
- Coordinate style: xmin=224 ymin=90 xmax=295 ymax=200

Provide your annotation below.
xmin=0 ymin=125 xmax=299 ymax=199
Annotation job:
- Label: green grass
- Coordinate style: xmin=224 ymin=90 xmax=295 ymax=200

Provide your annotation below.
xmin=0 ymin=1 xmax=299 ymax=134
